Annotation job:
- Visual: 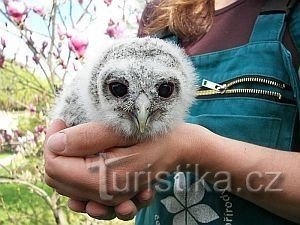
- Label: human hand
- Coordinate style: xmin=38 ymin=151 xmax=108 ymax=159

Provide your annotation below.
xmin=44 ymin=120 xmax=194 ymax=220
xmin=67 ymin=189 xmax=154 ymax=221
xmin=44 ymin=120 xmax=155 ymax=220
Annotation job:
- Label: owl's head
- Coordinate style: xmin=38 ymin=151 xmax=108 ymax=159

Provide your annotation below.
xmin=89 ymin=37 xmax=197 ymax=140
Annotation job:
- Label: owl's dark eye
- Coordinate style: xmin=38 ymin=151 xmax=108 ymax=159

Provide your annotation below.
xmin=158 ymin=82 xmax=174 ymax=98
xmin=109 ymin=82 xmax=128 ymax=98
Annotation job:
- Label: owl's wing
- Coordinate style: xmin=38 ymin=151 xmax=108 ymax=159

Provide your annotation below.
xmin=50 ymin=85 xmax=90 ymax=127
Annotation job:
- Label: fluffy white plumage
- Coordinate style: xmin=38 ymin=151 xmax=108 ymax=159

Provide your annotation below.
xmin=51 ymin=37 xmax=197 ymax=140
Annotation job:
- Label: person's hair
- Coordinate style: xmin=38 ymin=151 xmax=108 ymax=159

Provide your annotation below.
xmin=144 ymin=0 xmax=215 ymax=41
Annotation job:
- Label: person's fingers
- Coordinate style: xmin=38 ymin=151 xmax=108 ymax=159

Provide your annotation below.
xmin=132 ymin=188 xmax=155 ymax=210
xmin=44 ymin=150 xmax=102 ymax=189
xmin=45 ymin=119 xmax=67 ymax=141
xmin=84 ymin=189 xmax=154 ymax=221
xmin=46 ymin=122 xmax=134 ymax=157
xmin=68 ymin=199 xmax=87 ymax=213
xmin=44 ymin=152 xmax=140 ymax=205
xmin=45 ymin=174 xmax=95 ymax=201
xmin=44 ymin=119 xmax=67 ymax=160
xmin=45 ymin=176 xmax=85 ymax=200
xmin=81 ymin=188 xmax=154 ymax=221
xmin=85 ymin=201 xmax=116 ymax=220
xmin=114 ymin=200 xmax=137 ymax=221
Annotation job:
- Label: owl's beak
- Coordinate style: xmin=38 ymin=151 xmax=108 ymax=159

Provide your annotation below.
xmin=136 ymin=106 xmax=149 ymax=133
xmin=134 ymin=93 xmax=151 ymax=133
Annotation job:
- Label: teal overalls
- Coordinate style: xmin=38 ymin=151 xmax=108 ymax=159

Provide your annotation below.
xmin=136 ymin=2 xmax=300 ymax=225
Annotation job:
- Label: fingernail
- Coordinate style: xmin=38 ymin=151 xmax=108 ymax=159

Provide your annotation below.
xmin=47 ymin=132 xmax=66 ymax=152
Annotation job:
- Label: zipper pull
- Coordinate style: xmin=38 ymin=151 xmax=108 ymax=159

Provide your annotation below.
xmin=201 ymin=79 xmax=226 ymax=92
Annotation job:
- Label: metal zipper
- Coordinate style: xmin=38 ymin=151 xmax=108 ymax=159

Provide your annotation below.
xmin=196 ymin=76 xmax=292 ymax=102
xmin=196 ymin=88 xmax=283 ymax=100
xmin=225 ymin=76 xmax=287 ymax=89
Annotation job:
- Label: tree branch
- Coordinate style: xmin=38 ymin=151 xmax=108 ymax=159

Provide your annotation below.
xmin=76 ymin=0 xmax=93 ymax=24
xmin=0 ymin=177 xmax=65 ymax=225
xmin=48 ymin=0 xmax=58 ymax=84
xmin=0 ymin=9 xmax=56 ymax=95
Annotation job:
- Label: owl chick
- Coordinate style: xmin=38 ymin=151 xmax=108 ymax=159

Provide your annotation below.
xmin=51 ymin=37 xmax=197 ymax=140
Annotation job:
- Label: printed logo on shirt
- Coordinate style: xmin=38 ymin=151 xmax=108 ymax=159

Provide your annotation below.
xmin=160 ymin=172 xmax=220 ymax=225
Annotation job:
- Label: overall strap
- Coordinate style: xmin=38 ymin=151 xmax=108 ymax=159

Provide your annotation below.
xmin=261 ymin=0 xmax=297 ymax=14
xmin=249 ymin=0 xmax=300 ymax=123
xmin=289 ymin=3 xmax=300 ymax=54
xmin=249 ymin=0 xmax=297 ymax=43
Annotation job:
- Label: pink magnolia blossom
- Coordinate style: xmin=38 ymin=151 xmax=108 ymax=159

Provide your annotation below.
xmin=13 ymin=129 xmax=23 ymax=137
xmin=33 ymin=6 xmax=45 ymax=16
xmin=68 ymin=33 xmax=89 ymax=58
xmin=28 ymin=103 xmax=36 ymax=113
xmin=7 ymin=1 xmax=28 ymax=24
xmin=66 ymin=28 xmax=74 ymax=38
xmin=35 ymin=125 xmax=46 ymax=133
xmin=78 ymin=0 xmax=83 ymax=5
xmin=105 ymin=19 xmax=124 ymax=39
xmin=104 ymin=0 xmax=112 ymax=6
xmin=32 ymin=54 xmax=40 ymax=64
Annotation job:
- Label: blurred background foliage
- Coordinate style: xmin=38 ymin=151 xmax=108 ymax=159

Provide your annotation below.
xmin=0 ymin=0 xmax=147 ymax=224
xmin=0 ymin=62 xmax=51 ymax=111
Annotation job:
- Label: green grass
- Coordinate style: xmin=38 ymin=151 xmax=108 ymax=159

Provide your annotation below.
xmin=0 ymin=183 xmax=56 ymax=225
xmin=0 ymin=181 xmax=134 ymax=225
xmin=0 ymin=154 xmax=56 ymax=225
xmin=0 ymin=152 xmax=13 ymax=159
xmin=0 ymin=152 xmax=134 ymax=224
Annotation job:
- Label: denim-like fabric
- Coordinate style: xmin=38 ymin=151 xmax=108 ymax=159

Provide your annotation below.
xmin=136 ymin=11 xmax=300 ymax=225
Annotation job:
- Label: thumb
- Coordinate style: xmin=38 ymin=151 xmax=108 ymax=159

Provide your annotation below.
xmin=45 ymin=119 xmax=67 ymax=141
xmin=46 ymin=122 xmax=134 ymax=157
xmin=44 ymin=119 xmax=67 ymax=160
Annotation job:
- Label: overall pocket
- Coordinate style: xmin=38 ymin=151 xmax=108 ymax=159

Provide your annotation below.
xmin=187 ymin=75 xmax=298 ymax=150
xmin=196 ymin=75 xmax=295 ymax=104
xmin=188 ymin=114 xmax=281 ymax=148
